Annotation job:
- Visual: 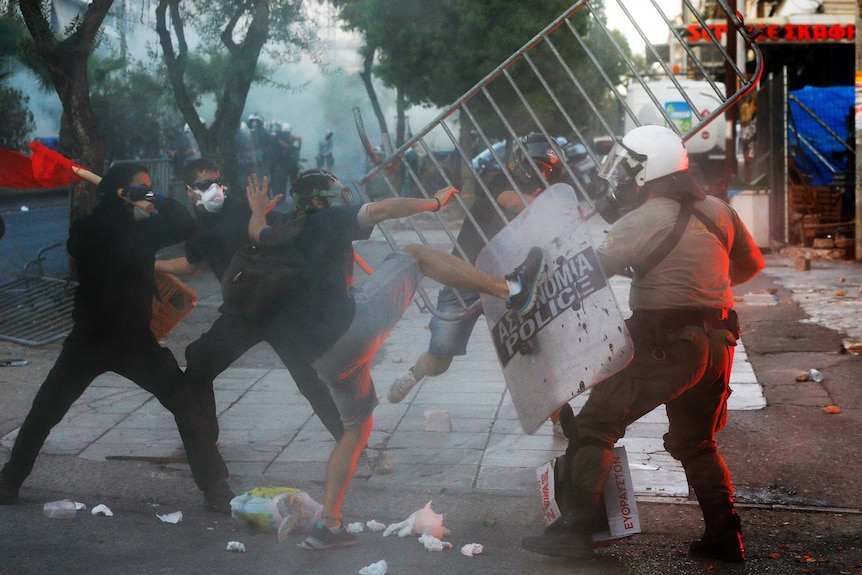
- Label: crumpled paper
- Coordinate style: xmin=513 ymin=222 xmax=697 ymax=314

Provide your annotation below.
xmin=418 ymin=533 xmax=452 ymax=552
xmin=461 ymin=543 xmax=484 ymax=556
xmin=346 ymin=522 xmax=365 ymax=533
xmin=157 ymin=511 xmax=183 ymax=524
xmin=91 ymin=504 xmax=113 ymax=517
xmin=226 ymin=541 xmax=246 ymax=553
xmin=366 ymin=519 xmax=386 ymax=532
xmin=383 ymin=501 xmax=449 ymax=539
xmin=359 ymin=559 xmax=388 ymax=575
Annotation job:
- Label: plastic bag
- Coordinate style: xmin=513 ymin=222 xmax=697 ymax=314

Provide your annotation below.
xmin=230 ymin=487 xmax=322 ymax=541
xmin=383 ymin=501 xmax=449 ymax=539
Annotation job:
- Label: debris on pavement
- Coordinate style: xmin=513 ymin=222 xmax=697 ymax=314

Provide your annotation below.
xmin=808 ymin=368 xmax=825 ymax=383
xmin=42 ymin=499 xmax=77 ymax=519
xmin=823 ymin=405 xmax=842 ymax=414
xmin=229 ymin=487 xmax=322 ymax=540
xmin=377 ymin=453 xmax=397 ymax=475
xmin=417 ymin=533 xmax=452 ymax=551
xmin=359 ymin=559 xmax=387 ymax=575
xmin=460 ymin=543 xmax=484 ymax=556
xmin=225 ymin=541 xmax=246 ymax=553
xmin=842 ymin=342 xmax=862 ymax=355
xmin=156 ymin=511 xmax=183 ymax=524
xmin=346 ymin=522 xmax=364 ymax=533
xmin=366 ymin=519 xmax=385 ymax=532
xmin=741 ymin=291 xmax=779 ymax=306
xmin=383 ymin=501 xmax=448 ymax=539
xmin=91 ymin=504 xmax=113 ymax=517
xmin=424 ymin=410 xmax=452 ymax=432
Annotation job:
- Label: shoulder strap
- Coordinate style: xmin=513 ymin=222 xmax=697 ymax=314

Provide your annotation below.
xmin=692 ymin=207 xmax=729 ymax=251
xmin=632 ymin=195 xmax=695 ymax=277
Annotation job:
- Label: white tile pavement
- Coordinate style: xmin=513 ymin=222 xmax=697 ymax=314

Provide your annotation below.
xmin=1 ymin=273 xmax=765 ymax=501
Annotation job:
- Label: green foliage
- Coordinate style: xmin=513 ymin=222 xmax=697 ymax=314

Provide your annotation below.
xmin=0 ymin=85 xmax=34 ymax=151
xmin=330 ymin=0 xmax=631 ymax=140
xmin=0 ymin=16 xmax=25 ymax=60
xmin=0 ymin=16 xmax=34 ymax=151
xmin=89 ymin=58 xmax=182 ymax=161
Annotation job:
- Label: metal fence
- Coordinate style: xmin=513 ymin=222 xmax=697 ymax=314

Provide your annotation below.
xmin=355 ymin=0 xmax=763 ymax=319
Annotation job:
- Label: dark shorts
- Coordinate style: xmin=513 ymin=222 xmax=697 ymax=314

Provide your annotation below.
xmin=312 ymin=252 xmax=422 ymax=429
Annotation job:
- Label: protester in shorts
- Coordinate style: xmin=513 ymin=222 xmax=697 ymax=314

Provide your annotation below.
xmin=387 ymin=134 xmax=568 ymax=429
xmin=245 ymin=169 xmax=547 ymax=550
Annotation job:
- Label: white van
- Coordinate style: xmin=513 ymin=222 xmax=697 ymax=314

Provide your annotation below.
xmin=624 ymin=78 xmax=726 ymax=158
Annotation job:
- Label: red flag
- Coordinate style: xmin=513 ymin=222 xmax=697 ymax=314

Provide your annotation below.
xmin=0 ymin=142 xmax=85 ymax=189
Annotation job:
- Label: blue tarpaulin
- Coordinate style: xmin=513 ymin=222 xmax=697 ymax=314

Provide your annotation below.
xmin=787 ymin=85 xmax=853 ymax=186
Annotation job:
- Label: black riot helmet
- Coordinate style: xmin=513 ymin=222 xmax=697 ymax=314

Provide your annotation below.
xmin=291 ymin=169 xmax=355 ymax=213
xmin=507 ymin=132 xmax=567 ymax=188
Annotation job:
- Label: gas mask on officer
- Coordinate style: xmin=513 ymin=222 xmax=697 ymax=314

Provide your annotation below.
xmin=593 ymin=140 xmax=647 ymax=224
xmin=593 ymin=125 xmax=690 ymax=224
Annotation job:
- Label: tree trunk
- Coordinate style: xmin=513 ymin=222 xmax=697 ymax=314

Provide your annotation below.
xmin=18 ymin=0 xmax=111 ymax=223
xmin=359 ymin=43 xmax=389 ymax=154
xmin=157 ymin=0 xmax=270 ymax=190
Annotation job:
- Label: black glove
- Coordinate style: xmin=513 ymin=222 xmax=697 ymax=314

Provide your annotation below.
xmin=122 ymin=185 xmax=155 ymax=202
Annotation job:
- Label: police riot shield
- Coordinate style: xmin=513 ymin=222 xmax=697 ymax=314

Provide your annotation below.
xmin=476 ymin=184 xmax=634 ymax=434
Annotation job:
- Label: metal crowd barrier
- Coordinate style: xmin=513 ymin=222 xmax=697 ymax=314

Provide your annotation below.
xmin=354 ymin=0 xmax=764 ymax=320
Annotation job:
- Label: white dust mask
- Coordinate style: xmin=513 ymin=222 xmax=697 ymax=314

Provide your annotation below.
xmin=196 ymin=183 xmax=225 ymax=213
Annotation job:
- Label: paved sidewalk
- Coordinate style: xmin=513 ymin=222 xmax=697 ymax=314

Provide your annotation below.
xmin=0 ymin=262 xmax=766 ymax=503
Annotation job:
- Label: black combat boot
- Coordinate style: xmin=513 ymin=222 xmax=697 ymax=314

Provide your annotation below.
xmin=520 ymin=489 xmax=600 ymax=559
xmin=0 ymin=471 xmax=20 ymax=505
xmin=689 ymin=500 xmax=745 ymax=562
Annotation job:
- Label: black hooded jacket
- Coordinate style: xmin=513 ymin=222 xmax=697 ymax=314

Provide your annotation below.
xmin=67 ymin=194 xmax=195 ymax=335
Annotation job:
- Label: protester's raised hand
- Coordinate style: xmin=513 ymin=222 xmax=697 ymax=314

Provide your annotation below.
xmin=434 ymin=186 xmax=459 ymax=209
xmin=246 ymin=174 xmax=270 ymax=214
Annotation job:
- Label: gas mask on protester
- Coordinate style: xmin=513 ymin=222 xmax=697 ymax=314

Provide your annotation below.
xmin=292 ymin=170 xmax=354 ymax=213
xmin=121 ymin=184 xmax=157 ymax=221
xmin=191 ymin=180 xmax=227 ymax=213
xmin=317 ymin=183 xmax=355 ymax=208
xmin=594 ymin=125 xmax=689 ymax=224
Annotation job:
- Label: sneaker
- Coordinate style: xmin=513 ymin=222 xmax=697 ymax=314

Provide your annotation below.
xmin=298 ymin=521 xmax=358 ymax=550
xmin=202 ymin=479 xmax=235 ymax=515
xmin=0 ymin=474 xmax=20 ymax=505
xmin=505 ymin=247 xmax=546 ymax=317
xmin=353 ymin=450 xmax=373 ymax=479
xmin=387 ymin=367 xmax=425 ymax=403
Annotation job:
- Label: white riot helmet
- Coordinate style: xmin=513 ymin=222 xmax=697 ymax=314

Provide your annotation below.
xmin=594 ymin=125 xmax=689 ymax=223
xmin=598 ymin=125 xmax=688 ymax=188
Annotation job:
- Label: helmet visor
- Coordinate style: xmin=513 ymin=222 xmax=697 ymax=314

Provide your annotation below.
xmin=597 ymin=140 xmax=646 ymax=189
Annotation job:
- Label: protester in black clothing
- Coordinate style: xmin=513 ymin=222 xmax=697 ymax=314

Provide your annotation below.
xmin=0 ymin=163 xmax=234 ymax=512
xmin=155 ymin=159 xmax=345 ymax=447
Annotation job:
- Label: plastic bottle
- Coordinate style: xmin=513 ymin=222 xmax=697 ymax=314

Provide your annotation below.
xmin=808 ymin=369 xmax=824 ymax=383
xmin=43 ymin=499 xmax=77 ymax=519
